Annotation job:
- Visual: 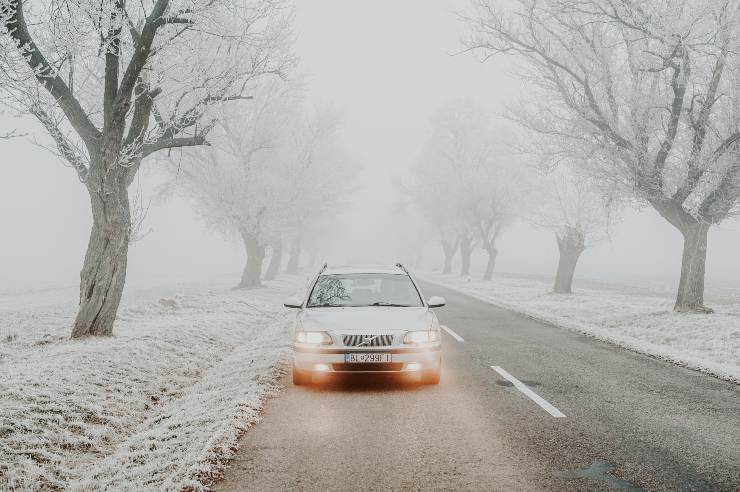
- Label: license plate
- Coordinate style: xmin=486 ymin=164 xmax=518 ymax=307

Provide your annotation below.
xmin=344 ymin=353 xmax=392 ymax=363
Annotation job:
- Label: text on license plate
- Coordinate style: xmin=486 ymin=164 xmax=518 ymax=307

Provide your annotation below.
xmin=344 ymin=353 xmax=392 ymax=363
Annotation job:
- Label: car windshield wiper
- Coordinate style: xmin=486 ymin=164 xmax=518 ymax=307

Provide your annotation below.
xmin=308 ymin=302 xmax=341 ymax=308
xmin=308 ymin=302 xmax=414 ymax=308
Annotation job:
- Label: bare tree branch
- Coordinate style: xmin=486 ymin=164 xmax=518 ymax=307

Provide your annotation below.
xmin=30 ymin=104 xmax=89 ymax=181
xmin=3 ymin=0 xmax=101 ymax=150
xmin=142 ymin=134 xmax=210 ymax=157
xmin=0 ymin=128 xmax=24 ymax=139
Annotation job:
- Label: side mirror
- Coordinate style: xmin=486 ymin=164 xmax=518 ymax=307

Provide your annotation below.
xmin=427 ymin=296 xmax=446 ymax=308
xmin=283 ymin=296 xmax=303 ymax=308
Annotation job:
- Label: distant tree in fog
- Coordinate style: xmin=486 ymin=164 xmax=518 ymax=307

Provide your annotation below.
xmin=530 ymin=165 xmax=619 ymax=293
xmin=0 ymin=0 xmax=294 ymax=336
xmin=409 ymin=106 xmax=468 ymax=274
xmin=169 ymin=81 xmax=350 ymax=288
xmin=469 ymin=163 xmax=524 ymax=280
xmin=409 ymin=145 xmax=462 ymax=274
xmin=383 ymin=181 xmax=438 ymax=271
xmin=463 ymin=0 xmax=740 ymax=312
xmin=411 ymin=100 xmax=523 ymax=279
xmin=408 ymin=160 xmax=462 ymax=275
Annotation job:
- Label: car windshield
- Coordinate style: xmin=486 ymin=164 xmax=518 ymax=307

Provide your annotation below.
xmin=306 ymin=273 xmax=423 ymax=308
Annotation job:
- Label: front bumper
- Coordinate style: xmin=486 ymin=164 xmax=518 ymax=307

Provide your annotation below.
xmin=293 ymin=345 xmax=441 ymax=373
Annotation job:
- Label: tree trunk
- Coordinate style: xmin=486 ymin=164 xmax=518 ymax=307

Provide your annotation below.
xmin=441 ymin=239 xmax=457 ymax=274
xmin=482 ymin=245 xmax=498 ymax=281
xmin=649 ymin=199 xmax=712 ymax=313
xmin=675 ymin=221 xmax=711 ymax=312
xmin=238 ymin=230 xmax=265 ymax=288
xmin=443 ymin=254 xmax=453 ymax=274
xmin=71 ymin=184 xmax=131 ymax=338
xmin=553 ymin=229 xmax=585 ymax=294
xmin=459 ymin=236 xmax=472 ymax=277
xmin=286 ymin=238 xmax=301 ymax=274
xmin=264 ymin=242 xmax=283 ymax=281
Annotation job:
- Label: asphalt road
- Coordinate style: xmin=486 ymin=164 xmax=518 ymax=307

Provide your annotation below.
xmin=216 ymin=282 xmax=740 ymax=491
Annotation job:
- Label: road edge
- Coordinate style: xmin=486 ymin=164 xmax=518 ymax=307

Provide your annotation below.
xmin=419 ymin=276 xmax=740 ymax=385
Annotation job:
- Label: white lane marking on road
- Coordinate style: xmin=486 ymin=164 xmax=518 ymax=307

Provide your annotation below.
xmin=441 ymin=325 xmax=464 ymax=342
xmin=490 ymin=366 xmax=566 ymax=418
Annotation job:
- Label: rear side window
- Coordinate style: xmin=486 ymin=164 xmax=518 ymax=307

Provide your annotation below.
xmin=307 ymin=273 xmax=423 ymax=308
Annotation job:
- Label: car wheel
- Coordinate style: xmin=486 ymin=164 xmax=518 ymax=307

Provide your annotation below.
xmin=421 ymin=367 xmax=441 ymax=385
xmin=292 ymin=365 xmax=312 ymax=386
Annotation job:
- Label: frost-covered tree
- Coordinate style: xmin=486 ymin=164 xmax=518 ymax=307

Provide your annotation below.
xmin=410 ymin=123 xmax=467 ymax=274
xmin=411 ymin=100 xmax=522 ymax=278
xmin=409 ymin=158 xmax=462 ymax=274
xmin=275 ymin=103 xmax=349 ymax=277
xmin=170 ymin=82 xmax=349 ymax=288
xmin=264 ymin=242 xmax=283 ymax=281
xmin=285 ymin=238 xmax=302 ymax=274
xmin=0 ymin=0 xmax=294 ymax=336
xmin=531 ymin=166 xmax=618 ymax=293
xmin=463 ymin=0 xmax=740 ymax=312
xmin=469 ymin=163 xmax=523 ymax=280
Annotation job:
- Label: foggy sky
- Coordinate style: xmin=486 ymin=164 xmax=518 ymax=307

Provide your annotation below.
xmin=1 ymin=0 xmax=739 ymax=297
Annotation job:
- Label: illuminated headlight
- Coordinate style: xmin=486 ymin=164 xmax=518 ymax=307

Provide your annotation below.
xmin=403 ymin=330 xmax=441 ymax=344
xmin=295 ymin=331 xmax=332 ymax=345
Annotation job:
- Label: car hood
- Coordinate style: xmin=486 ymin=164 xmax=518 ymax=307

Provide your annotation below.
xmin=299 ymin=307 xmax=432 ymax=333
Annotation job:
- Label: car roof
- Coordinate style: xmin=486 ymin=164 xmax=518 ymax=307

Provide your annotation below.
xmin=321 ymin=264 xmax=407 ymax=275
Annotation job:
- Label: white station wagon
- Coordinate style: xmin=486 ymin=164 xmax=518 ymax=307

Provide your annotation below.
xmin=284 ymin=264 xmax=445 ymax=385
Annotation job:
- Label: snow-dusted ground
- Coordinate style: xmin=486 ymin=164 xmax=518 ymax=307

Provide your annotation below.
xmin=0 ymin=275 xmax=307 ymax=491
xmin=420 ymin=272 xmax=740 ymax=384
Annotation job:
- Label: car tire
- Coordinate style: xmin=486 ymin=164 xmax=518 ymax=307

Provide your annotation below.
xmin=421 ymin=367 xmax=441 ymax=385
xmin=292 ymin=365 xmax=312 ymax=386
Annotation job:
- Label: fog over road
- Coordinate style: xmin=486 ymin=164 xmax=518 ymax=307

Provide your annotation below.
xmin=217 ymin=283 xmax=740 ymax=491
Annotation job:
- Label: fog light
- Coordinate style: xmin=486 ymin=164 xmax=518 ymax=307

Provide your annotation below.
xmin=314 ymin=363 xmax=331 ymax=372
xmin=406 ymin=362 xmax=421 ymax=371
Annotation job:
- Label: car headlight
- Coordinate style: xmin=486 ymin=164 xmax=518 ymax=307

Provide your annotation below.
xmin=295 ymin=331 xmax=333 ymax=345
xmin=403 ymin=330 xmax=441 ymax=344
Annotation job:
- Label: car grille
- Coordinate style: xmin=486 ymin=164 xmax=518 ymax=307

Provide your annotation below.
xmin=342 ymin=334 xmax=395 ymax=347
xmin=331 ymin=363 xmax=404 ymax=372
